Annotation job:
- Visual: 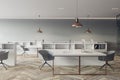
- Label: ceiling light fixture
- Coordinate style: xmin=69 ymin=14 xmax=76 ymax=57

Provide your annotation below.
xmin=37 ymin=28 xmax=43 ymax=33
xmin=36 ymin=15 xmax=43 ymax=33
xmin=85 ymin=15 xmax=92 ymax=33
xmin=86 ymin=28 xmax=92 ymax=33
xmin=72 ymin=0 xmax=83 ymax=28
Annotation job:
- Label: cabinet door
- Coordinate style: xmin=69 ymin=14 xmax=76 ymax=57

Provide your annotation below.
xmin=85 ymin=44 xmax=94 ymax=50
xmin=75 ymin=44 xmax=84 ymax=49
xmin=43 ymin=44 xmax=54 ymax=49
xmin=2 ymin=44 xmax=14 ymax=49
xmin=94 ymin=44 xmax=99 ymax=49
xmin=55 ymin=44 xmax=69 ymax=49
xmin=99 ymin=44 xmax=105 ymax=49
xmin=94 ymin=44 xmax=106 ymax=49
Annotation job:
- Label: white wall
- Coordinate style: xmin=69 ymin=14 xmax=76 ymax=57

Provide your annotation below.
xmin=0 ymin=19 xmax=117 ymax=43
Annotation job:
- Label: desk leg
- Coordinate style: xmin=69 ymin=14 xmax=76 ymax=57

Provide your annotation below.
xmin=105 ymin=60 xmax=107 ymax=75
xmin=37 ymin=48 xmax=39 ymax=57
xmin=53 ymin=59 xmax=54 ymax=75
xmin=79 ymin=56 xmax=80 ymax=74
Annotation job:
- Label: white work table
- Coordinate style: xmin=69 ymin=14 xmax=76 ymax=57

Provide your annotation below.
xmin=52 ymin=51 xmax=107 ymax=75
xmin=48 ymin=50 xmax=106 ymax=66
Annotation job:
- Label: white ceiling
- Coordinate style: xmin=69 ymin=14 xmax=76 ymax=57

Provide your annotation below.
xmin=0 ymin=0 xmax=120 ymax=19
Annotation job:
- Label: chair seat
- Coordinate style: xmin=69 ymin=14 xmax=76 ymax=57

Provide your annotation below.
xmin=98 ymin=50 xmax=115 ymax=70
xmin=0 ymin=51 xmax=9 ymax=70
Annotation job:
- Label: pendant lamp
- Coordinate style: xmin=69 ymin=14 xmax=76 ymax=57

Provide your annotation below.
xmin=36 ymin=16 xmax=43 ymax=33
xmin=72 ymin=0 xmax=83 ymax=28
xmin=37 ymin=28 xmax=43 ymax=33
xmin=72 ymin=18 xmax=83 ymax=28
xmin=86 ymin=28 xmax=92 ymax=33
xmin=85 ymin=15 xmax=92 ymax=33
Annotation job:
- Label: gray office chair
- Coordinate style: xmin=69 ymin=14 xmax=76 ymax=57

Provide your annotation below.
xmin=39 ymin=50 xmax=54 ymax=70
xmin=0 ymin=51 xmax=9 ymax=70
xmin=98 ymin=50 xmax=115 ymax=70
xmin=21 ymin=45 xmax=29 ymax=55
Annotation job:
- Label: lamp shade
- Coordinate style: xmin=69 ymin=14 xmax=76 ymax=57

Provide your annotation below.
xmin=37 ymin=28 xmax=43 ymax=33
xmin=72 ymin=18 xmax=83 ymax=28
xmin=86 ymin=28 xmax=92 ymax=33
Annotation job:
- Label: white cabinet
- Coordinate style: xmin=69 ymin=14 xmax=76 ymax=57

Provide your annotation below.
xmin=42 ymin=41 xmax=107 ymax=52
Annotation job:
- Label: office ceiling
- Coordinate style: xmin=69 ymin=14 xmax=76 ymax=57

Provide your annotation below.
xmin=38 ymin=0 xmax=120 ymax=19
xmin=0 ymin=0 xmax=120 ymax=19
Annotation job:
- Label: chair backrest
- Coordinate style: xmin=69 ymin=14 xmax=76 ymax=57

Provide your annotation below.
xmin=39 ymin=50 xmax=54 ymax=61
xmin=21 ymin=45 xmax=25 ymax=50
xmin=106 ymin=50 xmax=115 ymax=61
xmin=0 ymin=51 xmax=9 ymax=60
xmin=21 ymin=45 xmax=29 ymax=51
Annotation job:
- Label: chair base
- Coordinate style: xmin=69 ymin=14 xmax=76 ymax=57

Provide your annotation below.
xmin=100 ymin=62 xmax=114 ymax=71
xmin=21 ymin=51 xmax=29 ymax=56
xmin=0 ymin=61 xmax=8 ymax=70
xmin=39 ymin=61 xmax=53 ymax=70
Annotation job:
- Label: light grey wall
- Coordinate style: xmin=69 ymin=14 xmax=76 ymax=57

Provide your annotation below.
xmin=0 ymin=19 xmax=117 ymax=44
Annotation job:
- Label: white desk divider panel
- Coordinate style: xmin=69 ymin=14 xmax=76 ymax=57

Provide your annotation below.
xmin=1 ymin=43 xmax=17 ymax=66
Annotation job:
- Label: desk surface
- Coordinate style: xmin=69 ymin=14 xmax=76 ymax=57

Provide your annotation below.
xmin=26 ymin=45 xmax=42 ymax=48
xmin=52 ymin=51 xmax=106 ymax=57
